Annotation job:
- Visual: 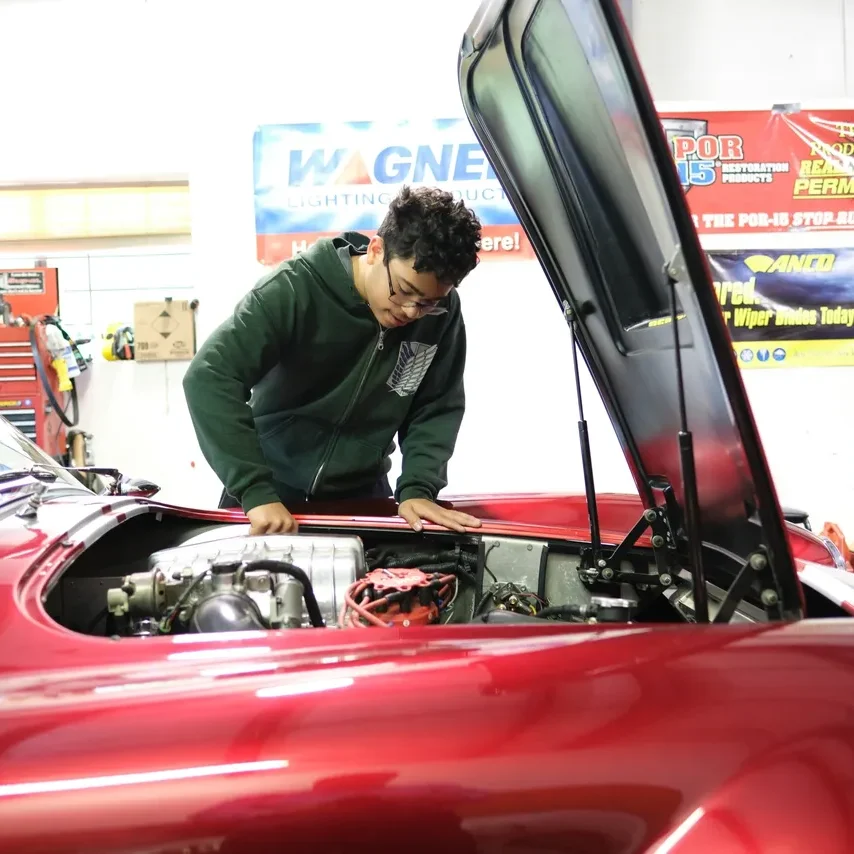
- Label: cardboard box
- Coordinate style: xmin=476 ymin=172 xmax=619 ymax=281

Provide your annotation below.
xmin=133 ymin=299 xmax=196 ymax=362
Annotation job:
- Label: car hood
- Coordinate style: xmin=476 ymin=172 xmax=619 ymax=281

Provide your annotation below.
xmin=458 ymin=0 xmax=802 ymax=617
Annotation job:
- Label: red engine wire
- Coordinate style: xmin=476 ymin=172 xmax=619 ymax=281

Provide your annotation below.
xmin=339 ymin=574 xmax=456 ymax=628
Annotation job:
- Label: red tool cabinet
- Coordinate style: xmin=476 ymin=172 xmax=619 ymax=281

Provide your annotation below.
xmin=0 ymin=268 xmax=69 ymax=459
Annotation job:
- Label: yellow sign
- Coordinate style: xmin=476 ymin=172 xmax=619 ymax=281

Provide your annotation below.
xmin=732 ymin=340 xmax=854 ymax=369
xmin=711 ymin=248 xmax=854 ymax=369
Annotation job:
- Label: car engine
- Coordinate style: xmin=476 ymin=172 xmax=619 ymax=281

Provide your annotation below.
xmin=105 ymin=532 xmax=365 ymax=636
xmin=100 ymin=526 xmax=649 ymax=637
xmin=46 ymin=480 xmax=783 ymax=639
xmin=104 ymin=529 xmax=487 ymax=636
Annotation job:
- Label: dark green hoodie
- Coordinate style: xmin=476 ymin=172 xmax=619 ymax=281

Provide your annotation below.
xmin=182 ymin=233 xmax=466 ymax=512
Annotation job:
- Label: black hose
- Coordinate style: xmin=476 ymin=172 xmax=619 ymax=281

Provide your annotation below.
xmin=536 ymin=604 xmax=592 ymax=620
xmin=238 ymin=559 xmax=325 ymax=628
xmin=29 ymin=321 xmax=79 ymax=429
xmin=363 ymin=551 xmax=477 ymax=582
xmin=85 ymin=606 xmax=108 ymax=633
xmin=473 ymin=590 xmax=496 ymax=617
xmin=422 ymin=563 xmax=478 ymax=585
xmin=365 ymin=548 xmax=476 ymax=569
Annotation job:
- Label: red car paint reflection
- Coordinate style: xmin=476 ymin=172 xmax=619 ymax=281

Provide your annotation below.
xmin=0 ymin=487 xmax=851 ymax=852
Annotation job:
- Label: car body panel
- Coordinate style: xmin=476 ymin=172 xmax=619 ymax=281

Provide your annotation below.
xmin=0 ymin=460 xmax=850 ymax=854
xmin=2 ymin=611 xmax=854 ymax=853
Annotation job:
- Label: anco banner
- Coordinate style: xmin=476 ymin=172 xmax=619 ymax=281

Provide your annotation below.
xmin=660 ymin=109 xmax=854 ymax=235
xmin=253 ymin=120 xmax=534 ymax=265
xmin=707 ymin=248 xmax=854 ymax=368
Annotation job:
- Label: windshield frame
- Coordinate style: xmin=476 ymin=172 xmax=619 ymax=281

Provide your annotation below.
xmin=0 ymin=415 xmax=91 ymax=492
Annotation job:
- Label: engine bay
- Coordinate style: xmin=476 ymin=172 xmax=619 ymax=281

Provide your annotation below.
xmin=43 ymin=508 xmax=786 ymax=640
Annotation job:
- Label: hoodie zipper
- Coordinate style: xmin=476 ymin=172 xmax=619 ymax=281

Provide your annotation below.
xmin=308 ymin=325 xmax=387 ymax=497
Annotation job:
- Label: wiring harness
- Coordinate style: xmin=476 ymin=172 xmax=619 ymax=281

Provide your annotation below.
xmin=339 ymin=567 xmax=457 ymax=628
xmin=338 ymin=546 xmax=479 ymax=628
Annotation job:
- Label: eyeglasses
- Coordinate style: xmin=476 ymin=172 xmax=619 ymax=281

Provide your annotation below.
xmin=386 ymin=263 xmax=448 ymax=316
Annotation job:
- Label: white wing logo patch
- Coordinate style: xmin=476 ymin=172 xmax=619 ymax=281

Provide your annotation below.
xmin=387 ymin=341 xmax=438 ymax=397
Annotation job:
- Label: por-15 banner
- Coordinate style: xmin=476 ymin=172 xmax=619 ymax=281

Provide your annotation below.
xmin=660 ymin=109 xmax=854 ymax=235
xmin=706 ymin=248 xmax=854 ymax=369
xmin=253 ymin=110 xmax=854 ymax=265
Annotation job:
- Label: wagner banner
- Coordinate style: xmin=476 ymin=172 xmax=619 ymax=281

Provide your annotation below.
xmin=253 ymin=119 xmax=533 ymax=265
xmin=707 ymin=248 xmax=854 ymax=368
xmin=253 ymin=111 xmax=854 ymax=265
xmin=660 ymin=109 xmax=854 ymax=235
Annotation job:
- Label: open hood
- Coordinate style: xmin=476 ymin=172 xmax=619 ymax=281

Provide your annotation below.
xmin=458 ymin=0 xmax=803 ymax=619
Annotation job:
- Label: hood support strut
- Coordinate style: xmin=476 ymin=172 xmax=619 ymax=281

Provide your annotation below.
xmin=564 ymin=291 xmax=788 ymax=624
xmin=666 ymin=255 xmax=709 ymax=623
xmin=565 ymin=300 xmax=677 ymax=598
xmin=567 ymin=302 xmax=602 ymax=566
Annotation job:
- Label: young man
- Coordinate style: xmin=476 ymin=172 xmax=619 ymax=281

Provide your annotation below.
xmin=183 ymin=185 xmax=483 ymax=536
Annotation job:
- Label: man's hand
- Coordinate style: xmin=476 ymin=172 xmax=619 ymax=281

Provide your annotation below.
xmin=246 ymin=502 xmax=298 ymax=536
xmin=398 ymin=498 xmax=482 ymax=533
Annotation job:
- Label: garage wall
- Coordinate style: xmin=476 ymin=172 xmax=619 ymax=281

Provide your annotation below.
xmin=0 ymin=247 xmax=192 ymax=332
xmin=182 ymin=0 xmax=630 ymax=510
xmin=2 ymin=0 xmax=853 ymax=537
xmin=633 ymin=0 xmax=854 ymax=536
xmin=634 ymin=0 xmax=854 ymax=104
xmin=0 ymin=0 xmax=190 ymax=184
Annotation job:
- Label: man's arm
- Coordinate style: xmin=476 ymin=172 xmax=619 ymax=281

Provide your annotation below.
xmin=395 ymin=302 xmax=480 ymax=532
xmin=183 ymin=272 xmax=296 ymax=513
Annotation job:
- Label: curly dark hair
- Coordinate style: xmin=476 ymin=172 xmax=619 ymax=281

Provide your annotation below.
xmin=376 ymin=185 xmax=482 ymax=287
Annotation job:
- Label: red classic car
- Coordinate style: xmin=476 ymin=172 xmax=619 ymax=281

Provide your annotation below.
xmin=3 ymin=0 xmax=854 ymax=852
